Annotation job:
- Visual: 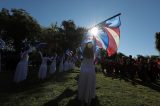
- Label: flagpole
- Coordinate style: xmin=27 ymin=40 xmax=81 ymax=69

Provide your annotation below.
xmin=90 ymin=13 xmax=121 ymax=29
xmin=103 ymin=13 xmax=121 ymax=22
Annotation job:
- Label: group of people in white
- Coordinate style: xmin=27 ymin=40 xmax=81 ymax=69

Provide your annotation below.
xmin=13 ymin=38 xmax=96 ymax=106
xmin=13 ymin=46 xmax=76 ymax=83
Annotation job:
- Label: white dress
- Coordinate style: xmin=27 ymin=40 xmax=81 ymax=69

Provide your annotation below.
xmin=38 ymin=52 xmax=50 ymax=79
xmin=78 ymin=41 xmax=96 ymax=104
xmin=49 ymin=56 xmax=57 ymax=74
xmin=78 ymin=57 xmax=96 ymax=103
xmin=38 ymin=57 xmax=49 ymax=79
xmin=13 ymin=51 xmax=29 ymax=83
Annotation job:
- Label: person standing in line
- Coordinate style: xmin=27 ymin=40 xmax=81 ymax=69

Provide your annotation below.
xmin=13 ymin=46 xmax=32 ymax=83
xmin=38 ymin=51 xmax=51 ymax=80
xmin=49 ymin=53 xmax=57 ymax=74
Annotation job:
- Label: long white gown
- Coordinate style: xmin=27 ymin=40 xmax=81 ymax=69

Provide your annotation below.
xmin=38 ymin=52 xmax=50 ymax=79
xmin=78 ymin=42 xmax=96 ymax=104
xmin=13 ymin=50 xmax=29 ymax=83
xmin=78 ymin=57 xmax=96 ymax=103
xmin=49 ymin=56 xmax=57 ymax=74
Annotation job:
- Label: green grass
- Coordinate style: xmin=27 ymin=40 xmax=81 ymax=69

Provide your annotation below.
xmin=0 ymin=68 xmax=160 ymax=106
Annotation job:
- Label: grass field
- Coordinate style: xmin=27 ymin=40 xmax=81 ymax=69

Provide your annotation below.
xmin=0 ymin=68 xmax=160 ymax=106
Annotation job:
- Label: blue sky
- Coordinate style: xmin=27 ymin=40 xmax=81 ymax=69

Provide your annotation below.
xmin=0 ymin=0 xmax=160 ymax=56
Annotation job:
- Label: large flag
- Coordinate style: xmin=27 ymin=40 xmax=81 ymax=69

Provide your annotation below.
xmin=87 ymin=13 xmax=121 ymax=56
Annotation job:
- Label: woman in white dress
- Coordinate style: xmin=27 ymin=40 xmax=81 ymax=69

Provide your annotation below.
xmin=78 ymin=42 xmax=96 ymax=105
xmin=38 ymin=51 xmax=51 ymax=80
xmin=13 ymin=47 xmax=31 ymax=83
xmin=49 ymin=53 xmax=57 ymax=74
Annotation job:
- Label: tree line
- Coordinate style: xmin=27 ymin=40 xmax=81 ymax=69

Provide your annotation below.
xmin=0 ymin=8 xmax=87 ymax=54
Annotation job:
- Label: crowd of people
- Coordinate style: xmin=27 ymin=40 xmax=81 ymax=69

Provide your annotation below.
xmin=101 ymin=55 xmax=160 ymax=83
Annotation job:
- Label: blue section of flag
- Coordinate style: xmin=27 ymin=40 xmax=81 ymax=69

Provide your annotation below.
xmin=98 ymin=29 xmax=109 ymax=48
xmin=105 ymin=16 xmax=121 ymax=27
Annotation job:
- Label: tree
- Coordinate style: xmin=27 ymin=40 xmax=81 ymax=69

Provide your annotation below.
xmin=61 ymin=20 xmax=85 ymax=51
xmin=0 ymin=8 xmax=86 ymax=55
xmin=40 ymin=23 xmax=58 ymax=54
xmin=155 ymin=32 xmax=160 ymax=54
xmin=62 ymin=20 xmax=76 ymax=31
xmin=39 ymin=21 xmax=86 ymax=55
xmin=0 ymin=8 xmax=14 ymax=51
xmin=0 ymin=8 xmax=41 ymax=52
xmin=0 ymin=8 xmax=10 ymax=32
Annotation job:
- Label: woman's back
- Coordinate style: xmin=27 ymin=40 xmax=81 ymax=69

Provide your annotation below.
xmin=78 ymin=42 xmax=96 ymax=104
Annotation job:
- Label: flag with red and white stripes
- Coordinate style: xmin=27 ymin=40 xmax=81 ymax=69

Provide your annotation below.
xmin=91 ymin=14 xmax=121 ymax=56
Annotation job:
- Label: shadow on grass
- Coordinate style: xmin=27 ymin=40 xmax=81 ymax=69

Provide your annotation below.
xmin=132 ymin=79 xmax=160 ymax=92
xmin=105 ymin=73 xmax=160 ymax=92
xmin=66 ymin=96 xmax=102 ymax=106
xmin=43 ymin=87 xmax=102 ymax=106
xmin=0 ymin=70 xmax=73 ymax=105
xmin=119 ymin=76 xmax=160 ymax=92
xmin=1 ymin=70 xmax=72 ymax=92
xmin=43 ymin=88 xmax=77 ymax=106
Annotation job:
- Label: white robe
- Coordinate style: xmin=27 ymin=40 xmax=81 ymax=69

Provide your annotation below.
xmin=78 ymin=57 xmax=96 ymax=103
xmin=78 ymin=41 xmax=96 ymax=103
xmin=14 ymin=51 xmax=29 ymax=83
xmin=49 ymin=57 xmax=56 ymax=74
xmin=38 ymin=57 xmax=49 ymax=79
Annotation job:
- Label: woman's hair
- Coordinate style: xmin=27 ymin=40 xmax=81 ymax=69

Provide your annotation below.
xmin=83 ymin=43 xmax=94 ymax=59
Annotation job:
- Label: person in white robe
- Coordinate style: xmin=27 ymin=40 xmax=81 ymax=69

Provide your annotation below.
xmin=78 ymin=41 xmax=96 ymax=105
xmin=13 ymin=47 xmax=32 ymax=83
xmin=38 ymin=51 xmax=51 ymax=80
xmin=49 ymin=53 xmax=57 ymax=74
